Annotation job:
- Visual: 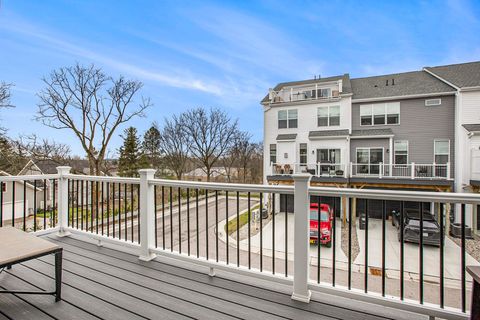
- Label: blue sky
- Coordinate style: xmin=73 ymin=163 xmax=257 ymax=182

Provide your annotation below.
xmin=0 ymin=0 xmax=479 ymax=156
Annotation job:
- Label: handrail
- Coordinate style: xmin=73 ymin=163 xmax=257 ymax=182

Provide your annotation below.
xmin=0 ymin=174 xmax=60 ymax=182
xmin=65 ymin=173 xmax=141 ymax=184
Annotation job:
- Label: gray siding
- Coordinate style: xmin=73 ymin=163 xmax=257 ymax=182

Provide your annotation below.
xmin=351 ymin=95 xmax=456 ymax=177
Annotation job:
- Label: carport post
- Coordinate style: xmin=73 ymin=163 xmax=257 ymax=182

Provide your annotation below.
xmin=291 ymin=173 xmax=312 ymax=303
xmin=139 ymin=169 xmax=157 ymax=261
xmin=56 ymin=166 xmax=71 ymax=237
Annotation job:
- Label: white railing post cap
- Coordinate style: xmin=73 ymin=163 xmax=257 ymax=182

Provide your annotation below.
xmin=56 ymin=166 xmax=71 ymax=174
xmin=292 ymin=173 xmax=311 ymax=181
xmin=138 ymin=168 xmax=157 ymax=176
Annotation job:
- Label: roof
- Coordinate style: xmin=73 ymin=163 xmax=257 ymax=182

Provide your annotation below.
xmin=308 ymin=129 xmax=349 ymax=138
xmin=463 ymin=124 xmax=480 ymax=132
xmin=276 ymin=134 xmax=297 ymax=141
xmin=350 ymin=71 xmax=455 ymax=100
xmin=425 ymin=61 xmax=480 ymax=88
xmin=351 ymin=128 xmax=394 ymax=137
xmin=261 ymin=74 xmax=351 ymax=103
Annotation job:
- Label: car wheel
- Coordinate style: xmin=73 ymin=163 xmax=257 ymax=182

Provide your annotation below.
xmin=397 ymin=231 xmax=402 ymax=242
xmin=392 ymin=217 xmax=396 ymax=227
xmin=325 ymin=241 xmax=332 ymax=248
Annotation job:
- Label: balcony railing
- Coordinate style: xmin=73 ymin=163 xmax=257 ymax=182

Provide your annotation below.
xmin=270 ymin=162 xmax=451 ymax=180
xmin=350 ymin=162 xmax=451 ymax=179
xmin=1 ymin=166 xmax=479 ymax=319
xmin=267 ymin=87 xmax=340 ymax=104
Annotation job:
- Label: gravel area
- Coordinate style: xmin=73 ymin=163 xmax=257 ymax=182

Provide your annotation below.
xmin=341 ymin=221 xmax=360 ymax=261
xmin=449 ymin=233 xmax=480 ymax=262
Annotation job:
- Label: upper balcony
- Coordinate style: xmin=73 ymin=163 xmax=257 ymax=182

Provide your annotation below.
xmin=266 ymin=85 xmax=341 ymax=105
xmin=268 ymin=162 xmax=452 ymax=181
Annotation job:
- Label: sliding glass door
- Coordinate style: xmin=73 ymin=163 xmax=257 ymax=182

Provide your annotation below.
xmin=356 ymin=148 xmax=383 ymax=174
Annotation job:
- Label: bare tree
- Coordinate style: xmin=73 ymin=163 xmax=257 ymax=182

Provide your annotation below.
xmin=36 ymin=63 xmax=151 ymax=175
xmin=234 ymin=132 xmax=257 ymax=183
xmin=182 ymin=107 xmax=238 ymax=182
xmin=15 ymin=134 xmax=71 ymax=163
xmin=160 ymin=115 xmax=190 ymax=179
xmin=0 ymin=82 xmax=14 ymax=134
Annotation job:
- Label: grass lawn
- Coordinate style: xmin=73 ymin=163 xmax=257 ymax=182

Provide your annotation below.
xmin=225 ymin=203 xmax=260 ymax=235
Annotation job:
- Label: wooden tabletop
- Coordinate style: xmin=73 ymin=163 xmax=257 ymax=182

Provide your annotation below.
xmin=0 ymin=227 xmax=61 ymax=266
xmin=467 ymin=266 xmax=480 ymax=284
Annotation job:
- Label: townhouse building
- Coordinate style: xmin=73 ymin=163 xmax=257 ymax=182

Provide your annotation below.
xmin=262 ymin=61 xmax=480 ymax=233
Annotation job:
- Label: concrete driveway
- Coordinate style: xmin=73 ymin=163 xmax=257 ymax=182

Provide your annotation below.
xmin=356 ymin=219 xmax=480 ymax=286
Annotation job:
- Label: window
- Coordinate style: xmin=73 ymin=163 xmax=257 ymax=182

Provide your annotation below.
xmin=317 ymin=148 xmax=341 ymax=175
xmin=299 ymin=144 xmax=307 ymax=164
xmin=360 ymin=102 xmax=400 ymax=126
xmin=356 ymin=148 xmax=383 ymax=174
xmin=270 ymin=144 xmax=277 ymax=164
xmin=434 ymin=140 xmax=449 ymax=164
xmin=317 ymin=106 xmax=340 ymax=127
xmin=425 ymin=99 xmax=441 ymax=106
xmin=278 ymin=109 xmax=297 ymax=129
xmin=318 ymin=88 xmax=331 ymax=98
xmin=394 ymin=140 xmax=408 ymax=164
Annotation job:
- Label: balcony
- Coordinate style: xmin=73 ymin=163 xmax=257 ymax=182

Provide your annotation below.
xmin=269 ymin=162 xmax=451 ymax=180
xmin=1 ymin=167 xmax=479 ymax=319
xmin=267 ymin=86 xmax=340 ymax=104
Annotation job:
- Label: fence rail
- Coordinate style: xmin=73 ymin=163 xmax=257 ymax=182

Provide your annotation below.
xmin=1 ymin=166 xmax=479 ymax=319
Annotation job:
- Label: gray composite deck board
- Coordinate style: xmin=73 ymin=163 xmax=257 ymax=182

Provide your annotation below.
xmin=1 ymin=234 xmax=415 ymax=319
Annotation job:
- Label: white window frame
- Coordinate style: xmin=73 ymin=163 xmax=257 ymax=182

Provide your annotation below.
xmin=394 ymin=140 xmax=409 ymax=165
xmin=425 ymin=99 xmax=442 ymax=106
xmin=269 ymin=144 xmax=277 ymax=164
xmin=317 ymin=105 xmax=340 ymax=127
xmin=278 ymin=109 xmax=298 ymax=129
xmin=434 ymin=139 xmax=450 ymax=164
xmin=299 ymin=143 xmax=308 ymax=165
xmin=360 ymin=102 xmax=400 ymax=126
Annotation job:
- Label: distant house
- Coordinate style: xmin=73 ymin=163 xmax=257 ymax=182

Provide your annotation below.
xmin=184 ymin=167 xmax=241 ymax=182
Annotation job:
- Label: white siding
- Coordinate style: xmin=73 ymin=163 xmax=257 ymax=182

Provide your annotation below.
xmin=461 ymin=91 xmax=480 ymax=124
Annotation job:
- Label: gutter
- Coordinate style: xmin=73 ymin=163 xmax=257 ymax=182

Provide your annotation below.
xmin=350 ymin=135 xmax=394 ymax=139
xmin=352 ymin=91 xmax=456 ymax=103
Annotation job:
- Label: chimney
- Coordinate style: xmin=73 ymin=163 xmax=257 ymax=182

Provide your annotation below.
xmin=386 ymin=79 xmax=389 ymax=86
xmin=392 ymin=78 xmax=395 ymax=85
xmin=314 ymin=75 xmax=316 ymax=80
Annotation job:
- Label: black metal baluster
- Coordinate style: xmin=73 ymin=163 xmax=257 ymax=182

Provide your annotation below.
xmin=382 ymin=200 xmax=386 ymax=297
xmin=52 ymin=179 xmax=56 ymax=227
xmin=124 ymin=183 xmax=127 ymax=241
xmin=81 ymin=180 xmax=85 ymax=231
xmin=23 ymin=181 xmax=26 ymax=231
xmin=101 ymin=182 xmax=104 ymax=235
xmin=260 ymin=192 xmax=263 ymax=272
xmin=400 ymin=201 xmax=404 ymax=300
xmin=332 ymin=198 xmax=336 ymax=287
xmin=12 ymin=181 xmax=16 ymax=227
xmin=439 ymin=202 xmax=444 ymax=308
xmin=117 ymin=183 xmax=120 ymax=239
xmin=205 ymin=189 xmax=209 ymax=260
xmin=43 ymin=179 xmax=47 ymax=230
xmin=272 ymin=193 xmax=275 ymax=274
xmin=365 ymin=200 xmax=369 ymax=293
xmin=195 ymin=188 xmax=199 ymax=258
xmin=112 ymin=183 xmax=115 ymax=238
xmin=461 ymin=203 xmax=466 ymax=313
xmin=169 ymin=186 xmax=173 ymax=251
xmin=285 ymin=194 xmax=288 ymax=277
xmin=419 ymin=202 xmax=424 ymax=304
xmin=162 ymin=186 xmax=166 ymax=250
xmin=33 ymin=180 xmax=37 ymax=231
xmin=226 ymin=191 xmax=229 ymax=264
xmin=131 ymin=184 xmax=134 ymax=242
xmin=187 ymin=188 xmax=190 ymax=255
xmin=215 ymin=190 xmax=218 ymax=262
xmin=248 ymin=192 xmax=251 ymax=270
xmin=178 ymin=187 xmax=181 ymax=253
xmin=76 ymin=180 xmax=79 ymax=229
xmin=236 ymin=191 xmax=240 ymax=267
xmin=154 ymin=185 xmax=158 ymax=248
xmin=94 ymin=181 xmax=98 ymax=234
xmin=317 ymin=196 xmax=321 ymax=283
xmin=348 ymin=197 xmax=352 ymax=290
xmin=137 ymin=185 xmax=140 ymax=243
xmin=0 ymin=182 xmax=3 ymax=227
xmin=106 ymin=182 xmax=110 ymax=237
xmin=91 ymin=181 xmax=94 ymax=233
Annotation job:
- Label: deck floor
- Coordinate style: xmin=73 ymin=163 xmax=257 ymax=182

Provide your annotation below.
xmin=0 ymin=233 xmax=428 ymax=320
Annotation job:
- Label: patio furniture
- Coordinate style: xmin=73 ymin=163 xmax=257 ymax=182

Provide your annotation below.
xmin=284 ymin=164 xmax=293 ymax=174
xmin=0 ymin=227 xmax=63 ymax=301
xmin=467 ymin=266 xmax=480 ymax=319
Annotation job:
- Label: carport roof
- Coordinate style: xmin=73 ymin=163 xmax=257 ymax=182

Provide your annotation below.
xmin=463 ymin=124 xmax=480 ymax=132
xmin=276 ymin=134 xmax=297 ymax=141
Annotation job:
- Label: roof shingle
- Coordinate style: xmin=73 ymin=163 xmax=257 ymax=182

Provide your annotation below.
xmin=425 ymin=61 xmax=480 ymax=88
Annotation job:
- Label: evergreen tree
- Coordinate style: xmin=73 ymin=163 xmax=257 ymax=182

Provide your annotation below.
xmin=142 ymin=122 xmax=162 ymax=168
xmin=118 ymin=127 xmax=147 ymax=177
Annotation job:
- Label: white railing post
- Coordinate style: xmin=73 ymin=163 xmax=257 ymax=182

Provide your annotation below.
xmin=379 ymin=162 xmax=383 ymax=178
xmin=411 ymin=162 xmax=415 ymax=179
xmin=350 ymin=162 xmax=353 ymax=177
xmin=316 ymin=162 xmax=320 ymax=176
xmin=447 ymin=162 xmax=451 ymax=179
xmin=433 ymin=162 xmax=436 ymax=178
xmin=139 ymin=169 xmax=157 ymax=261
xmin=291 ymin=174 xmax=311 ymax=303
xmin=56 ymin=166 xmax=71 ymax=237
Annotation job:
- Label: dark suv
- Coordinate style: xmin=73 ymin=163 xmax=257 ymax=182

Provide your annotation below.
xmin=392 ymin=209 xmax=443 ymax=247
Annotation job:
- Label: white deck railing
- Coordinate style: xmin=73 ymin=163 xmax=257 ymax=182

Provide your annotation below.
xmin=1 ymin=166 xmax=479 ymax=320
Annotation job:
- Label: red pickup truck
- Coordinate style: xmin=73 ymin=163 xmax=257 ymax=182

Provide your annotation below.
xmin=309 ymin=203 xmax=333 ymax=247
